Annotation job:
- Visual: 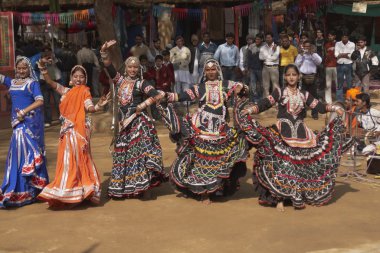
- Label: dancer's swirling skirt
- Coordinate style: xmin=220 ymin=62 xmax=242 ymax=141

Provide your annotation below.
xmin=108 ymin=114 xmax=168 ymax=198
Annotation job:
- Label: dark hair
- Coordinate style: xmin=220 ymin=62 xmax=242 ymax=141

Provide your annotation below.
xmin=303 ymin=40 xmax=311 ymax=45
xmin=162 ymin=50 xmax=170 ymax=56
xmin=284 ymin=64 xmax=300 ymax=76
xmin=328 ymin=30 xmax=336 ymax=36
xmin=225 ymin=32 xmax=234 ymax=38
xmin=341 ymin=32 xmax=349 ymax=37
xmin=300 ymin=32 xmax=309 ymax=38
xmin=135 ymin=34 xmax=143 ymax=39
xmin=255 ymin=33 xmax=263 ymax=39
xmin=155 ymin=55 xmax=163 ymax=61
xmin=139 ymin=54 xmax=148 ymax=61
xmin=356 ymin=93 xmax=371 ymax=107
xmin=357 ymin=35 xmax=367 ymax=42
xmin=265 ymin=32 xmax=274 ymax=38
xmin=175 ymin=35 xmax=184 ymax=41
xmin=153 ymin=38 xmax=160 ymax=43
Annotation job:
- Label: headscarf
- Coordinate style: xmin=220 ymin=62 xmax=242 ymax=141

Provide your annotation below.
xmin=201 ymin=58 xmax=223 ymax=81
xmin=70 ymin=65 xmax=88 ymax=86
xmin=15 ymin=56 xmax=39 ymax=81
xmin=124 ymin=56 xmax=143 ymax=78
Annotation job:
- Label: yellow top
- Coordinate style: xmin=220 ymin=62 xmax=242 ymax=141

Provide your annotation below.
xmin=280 ymin=45 xmax=298 ymax=67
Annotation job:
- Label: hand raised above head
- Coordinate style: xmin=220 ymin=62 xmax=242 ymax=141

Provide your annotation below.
xmin=101 ymin=40 xmax=117 ymax=52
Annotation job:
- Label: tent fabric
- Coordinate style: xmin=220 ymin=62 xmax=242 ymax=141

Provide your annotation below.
xmin=328 ymin=4 xmax=380 ymax=17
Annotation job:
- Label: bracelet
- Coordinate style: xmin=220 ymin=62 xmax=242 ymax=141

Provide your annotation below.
xmin=94 ymin=104 xmax=101 ymax=111
xmin=247 ymin=107 xmax=254 ymax=115
xmin=100 ymin=51 xmax=109 ymax=59
xmin=19 ymin=109 xmax=26 ymax=117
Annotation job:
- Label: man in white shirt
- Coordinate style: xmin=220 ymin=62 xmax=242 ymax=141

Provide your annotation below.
xmin=334 ymin=32 xmax=355 ymax=102
xmin=351 ymin=36 xmax=379 ymax=92
xmin=239 ymin=34 xmax=254 ymax=86
xmin=355 ymin=93 xmax=380 ymax=154
xmin=295 ymin=40 xmax=322 ymax=119
xmin=259 ymin=32 xmax=280 ymax=97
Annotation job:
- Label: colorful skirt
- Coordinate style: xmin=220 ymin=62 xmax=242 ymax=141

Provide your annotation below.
xmin=108 ymin=114 xmax=167 ymax=198
xmin=0 ymin=125 xmax=49 ymax=208
xmin=38 ymin=125 xmax=101 ymax=208
xmin=235 ymin=100 xmax=354 ymax=208
xmin=159 ymin=104 xmax=248 ymax=196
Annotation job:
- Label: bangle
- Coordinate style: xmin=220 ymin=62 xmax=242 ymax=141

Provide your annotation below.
xmin=100 ymin=51 xmax=109 ymax=59
xmin=19 ymin=109 xmax=26 ymax=117
xmin=94 ymin=104 xmax=101 ymax=111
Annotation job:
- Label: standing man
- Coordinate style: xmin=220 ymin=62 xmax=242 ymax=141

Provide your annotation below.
xmin=295 ymin=40 xmax=322 ymax=119
xmin=198 ymin=32 xmax=218 ymax=74
xmin=239 ymin=34 xmax=255 ymax=85
xmin=130 ymin=34 xmax=154 ymax=62
xmin=149 ymin=38 xmax=163 ymax=61
xmin=315 ymin=29 xmax=326 ymax=98
xmin=259 ymin=32 xmax=280 ymax=97
xmin=279 ymin=36 xmax=298 ymax=88
xmin=351 ymin=36 xmax=379 ymax=92
xmin=214 ymin=32 xmax=240 ymax=84
xmin=324 ymin=31 xmax=338 ymax=104
xmin=76 ymin=43 xmax=100 ymax=96
xmin=334 ymin=32 xmax=355 ymax=101
xmin=246 ymin=34 xmax=264 ymax=102
xmin=170 ymin=36 xmax=192 ymax=95
xmin=189 ymin=34 xmax=200 ymax=83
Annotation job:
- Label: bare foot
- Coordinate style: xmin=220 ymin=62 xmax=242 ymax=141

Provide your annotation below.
xmin=201 ymin=193 xmax=212 ymax=205
xmin=276 ymin=201 xmax=285 ymax=212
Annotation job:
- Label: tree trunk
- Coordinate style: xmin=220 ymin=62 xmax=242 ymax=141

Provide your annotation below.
xmin=95 ymin=0 xmax=123 ymax=136
xmin=95 ymin=0 xmax=123 ymax=70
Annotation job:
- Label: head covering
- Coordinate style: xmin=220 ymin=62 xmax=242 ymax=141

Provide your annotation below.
xmin=201 ymin=58 xmax=223 ymax=81
xmin=346 ymin=86 xmax=361 ymax=101
xmin=124 ymin=56 xmax=143 ymax=78
xmin=15 ymin=56 xmax=38 ymax=81
xmin=70 ymin=65 xmax=88 ymax=86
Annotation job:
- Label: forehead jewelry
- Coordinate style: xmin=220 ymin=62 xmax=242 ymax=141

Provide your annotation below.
xmin=206 ymin=61 xmax=215 ymax=68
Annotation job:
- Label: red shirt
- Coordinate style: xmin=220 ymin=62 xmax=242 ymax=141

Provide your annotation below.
xmin=324 ymin=41 xmax=337 ymax=67
xmin=144 ymin=64 xmax=174 ymax=92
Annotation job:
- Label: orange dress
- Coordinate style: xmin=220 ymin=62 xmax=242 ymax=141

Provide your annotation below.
xmin=38 ymin=84 xmax=101 ymax=208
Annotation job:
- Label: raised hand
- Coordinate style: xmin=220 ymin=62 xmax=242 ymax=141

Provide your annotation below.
xmin=101 ymin=40 xmax=117 ymax=52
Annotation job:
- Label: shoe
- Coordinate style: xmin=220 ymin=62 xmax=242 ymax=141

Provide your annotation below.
xmin=44 ymin=123 xmax=51 ymax=127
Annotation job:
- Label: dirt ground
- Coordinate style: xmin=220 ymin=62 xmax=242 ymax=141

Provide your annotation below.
xmin=0 ymin=109 xmax=380 ymax=253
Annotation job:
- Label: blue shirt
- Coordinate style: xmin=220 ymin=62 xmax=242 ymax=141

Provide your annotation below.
xmin=214 ymin=43 xmax=240 ymax=67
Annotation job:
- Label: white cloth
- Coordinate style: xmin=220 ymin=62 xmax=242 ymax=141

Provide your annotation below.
xmin=359 ymin=47 xmax=379 ymax=71
xmin=295 ymin=53 xmax=322 ymax=74
xmin=357 ymin=108 xmax=380 ymax=132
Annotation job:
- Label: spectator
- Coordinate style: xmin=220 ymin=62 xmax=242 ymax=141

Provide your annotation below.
xmin=162 ymin=50 xmax=175 ymax=92
xmin=351 ymin=35 xmax=379 ymax=92
xmin=259 ymin=32 xmax=280 ymax=97
xmin=170 ymin=36 xmax=192 ymax=95
xmin=76 ymin=43 xmax=100 ymax=97
xmin=214 ymin=32 xmax=240 ymax=84
xmin=279 ymin=36 xmax=298 ymax=88
xmin=189 ymin=34 xmax=200 ymax=83
xmin=295 ymin=40 xmax=322 ymax=119
xmin=324 ymin=31 xmax=338 ymax=104
xmin=246 ymin=33 xmax=264 ymax=102
xmin=315 ymin=29 xmax=326 ymax=97
xmin=240 ymin=34 xmax=255 ymax=85
xmin=198 ymin=32 xmax=218 ymax=74
xmin=149 ymin=38 xmax=162 ymax=61
xmin=334 ymin=32 xmax=355 ymax=101
xmin=130 ymin=34 xmax=154 ymax=62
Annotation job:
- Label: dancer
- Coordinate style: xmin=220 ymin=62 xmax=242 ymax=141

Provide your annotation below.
xmin=160 ymin=58 xmax=248 ymax=204
xmin=100 ymin=40 xmax=167 ymax=199
xmin=238 ymin=64 xmax=352 ymax=211
xmin=0 ymin=56 xmax=49 ymax=208
xmin=37 ymin=60 xmax=110 ymax=208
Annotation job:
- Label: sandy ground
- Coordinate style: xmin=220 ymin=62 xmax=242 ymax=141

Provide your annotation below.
xmin=0 ymin=109 xmax=380 ymax=253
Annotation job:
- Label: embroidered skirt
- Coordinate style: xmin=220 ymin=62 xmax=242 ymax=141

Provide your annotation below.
xmin=108 ymin=114 xmax=167 ymax=198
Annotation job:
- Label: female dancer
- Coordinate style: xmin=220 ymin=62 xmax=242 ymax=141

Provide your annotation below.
xmin=160 ymin=58 xmax=248 ymax=204
xmin=37 ymin=60 xmax=109 ymax=208
xmin=238 ymin=64 xmax=352 ymax=211
xmin=0 ymin=56 xmax=49 ymax=208
xmin=100 ymin=40 xmax=167 ymax=199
